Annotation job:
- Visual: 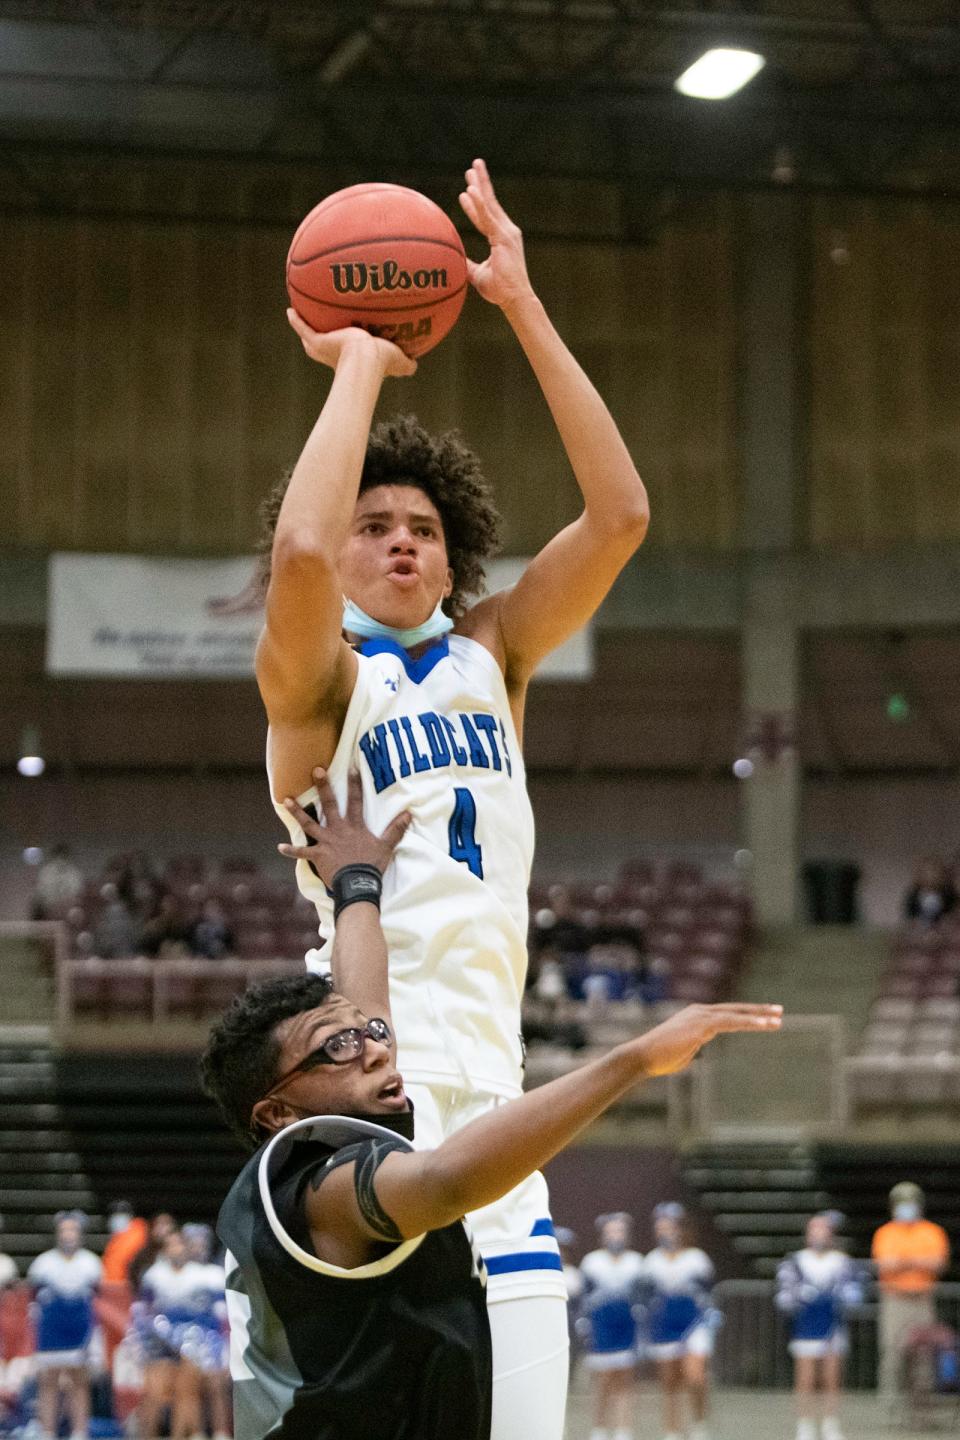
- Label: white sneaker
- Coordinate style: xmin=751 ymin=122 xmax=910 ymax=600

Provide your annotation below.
xmin=690 ymin=1427 xmax=711 ymax=1440
xmin=820 ymin=1420 xmax=845 ymax=1440
xmin=795 ymin=1422 xmax=817 ymax=1440
xmin=589 ymin=1430 xmax=609 ymax=1440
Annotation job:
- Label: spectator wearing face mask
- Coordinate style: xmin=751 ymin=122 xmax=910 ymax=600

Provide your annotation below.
xmin=776 ymin=1212 xmax=864 ymax=1440
xmin=903 ymin=859 xmax=956 ymax=927
xmin=27 ymin=1211 xmax=102 ymax=1440
xmin=579 ymin=1213 xmax=645 ymax=1440
xmin=101 ymin=1202 xmax=149 ymax=1286
xmin=99 ymin=1202 xmax=150 ymax=1370
xmin=871 ymin=1183 xmax=950 ymax=1414
xmin=643 ymin=1203 xmax=717 ymax=1440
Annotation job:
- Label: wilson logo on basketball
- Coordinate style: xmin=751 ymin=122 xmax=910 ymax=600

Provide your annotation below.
xmin=330 ymin=260 xmax=449 ymax=295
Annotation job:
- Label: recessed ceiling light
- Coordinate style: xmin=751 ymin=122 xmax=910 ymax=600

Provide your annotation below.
xmin=675 ymin=47 xmax=766 ymax=100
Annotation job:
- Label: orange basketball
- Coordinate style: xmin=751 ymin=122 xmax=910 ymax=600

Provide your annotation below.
xmin=286 ymin=183 xmax=468 ymax=358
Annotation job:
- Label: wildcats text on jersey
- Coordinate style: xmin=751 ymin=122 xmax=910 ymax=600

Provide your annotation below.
xmin=358 ymin=708 xmax=514 ymax=794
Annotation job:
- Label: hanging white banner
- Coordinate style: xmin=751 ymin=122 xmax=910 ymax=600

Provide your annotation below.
xmin=46 ymin=553 xmax=262 ymax=677
xmin=46 ymin=553 xmax=593 ymax=679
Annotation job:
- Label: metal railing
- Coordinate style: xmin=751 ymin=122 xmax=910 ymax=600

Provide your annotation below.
xmin=713 ymin=1279 xmax=960 ymax=1391
xmin=57 ymin=955 xmax=301 ymax=1025
xmin=695 ymin=1015 xmax=848 ymax=1137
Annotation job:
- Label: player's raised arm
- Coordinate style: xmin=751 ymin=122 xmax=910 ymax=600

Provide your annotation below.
xmin=277 ymin=769 xmax=410 ymax=1023
xmin=309 ymin=1002 xmax=781 ymax=1252
xmin=255 ymin=322 xmax=416 ymax=727
xmin=458 ymin=159 xmax=649 ymax=690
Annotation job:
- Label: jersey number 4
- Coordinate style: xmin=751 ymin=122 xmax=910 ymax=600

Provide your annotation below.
xmin=448 ymin=787 xmax=484 ymax=879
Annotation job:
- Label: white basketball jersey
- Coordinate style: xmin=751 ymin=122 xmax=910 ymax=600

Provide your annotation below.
xmin=269 ymin=633 xmax=535 ymax=1098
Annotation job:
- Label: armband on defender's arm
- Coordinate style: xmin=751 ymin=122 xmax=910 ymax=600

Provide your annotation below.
xmin=309 ymin=1138 xmax=407 ymax=1244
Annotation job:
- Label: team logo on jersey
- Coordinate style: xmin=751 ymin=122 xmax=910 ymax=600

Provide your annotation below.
xmin=358 ymin=708 xmax=514 ymax=795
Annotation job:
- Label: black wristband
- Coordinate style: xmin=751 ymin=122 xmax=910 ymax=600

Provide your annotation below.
xmin=332 ymin=863 xmax=383 ymax=921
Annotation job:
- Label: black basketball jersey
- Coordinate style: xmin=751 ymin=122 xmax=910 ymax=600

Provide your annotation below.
xmin=217 ymin=1114 xmax=492 ymax=1440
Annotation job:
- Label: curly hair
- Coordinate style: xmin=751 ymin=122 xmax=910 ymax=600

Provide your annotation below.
xmin=257 ymin=414 xmax=502 ymax=618
xmin=200 ymin=972 xmax=335 ymax=1150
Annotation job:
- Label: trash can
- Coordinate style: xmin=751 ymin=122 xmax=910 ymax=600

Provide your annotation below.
xmin=802 ymin=860 xmax=861 ymax=924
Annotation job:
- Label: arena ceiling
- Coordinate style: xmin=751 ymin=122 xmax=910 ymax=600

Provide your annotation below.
xmin=0 ymin=2 xmax=960 ymax=203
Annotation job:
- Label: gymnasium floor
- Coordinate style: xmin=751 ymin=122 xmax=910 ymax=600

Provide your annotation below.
xmin=564 ymin=1380 xmax=956 ymax=1439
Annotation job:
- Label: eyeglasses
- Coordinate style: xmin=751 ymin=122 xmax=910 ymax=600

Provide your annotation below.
xmin=261 ymin=1017 xmax=394 ymax=1102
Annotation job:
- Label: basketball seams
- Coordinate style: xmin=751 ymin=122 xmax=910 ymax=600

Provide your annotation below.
xmin=288 ymin=234 xmax=466 ymax=267
xmin=286 ymin=187 xmax=407 ymax=249
xmin=310 ymin=184 xmax=420 ymax=218
xmin=287 ymin=276 xmax=468 ymax=315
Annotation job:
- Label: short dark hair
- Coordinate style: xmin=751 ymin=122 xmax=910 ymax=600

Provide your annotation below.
xmin=200 ymin=973 xmax=335 ymax=1149
xmin=257 ymin=413 xmax=502 ymax=618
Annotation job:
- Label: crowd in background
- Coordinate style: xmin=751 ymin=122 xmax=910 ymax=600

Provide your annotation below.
xmin=0 ymin=1206 xmax=228 ymax=1440
xmin=33 ymin=846 xmax=960 ymax=967
xmin=33 ymin=855 xmax=748 ymax=1034
xmin=31 ymin=849 xmax=234 ymax=961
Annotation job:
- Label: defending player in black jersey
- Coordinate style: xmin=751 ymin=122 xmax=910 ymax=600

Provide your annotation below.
xmin=202 ymin=774 xmax=782 ymax=1440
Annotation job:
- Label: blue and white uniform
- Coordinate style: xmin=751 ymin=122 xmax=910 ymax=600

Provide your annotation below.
xmin=137 ymin=1257 xmax=227 ymax=1371
xmin=270 ymin=635 xmax=561 ymax=1302
xmin=271 ymin=632 xmax=567 ymax=1440
xmin=643 ymin=1247 xmax=716 ymax=1361
xmin=776 ymin=1249 xmax=863 ymax=1358
xmin=27 ymin=1247 xmax=102 ymax=1368
xmin=579 ymin=1248 xmax=646 ymax=1371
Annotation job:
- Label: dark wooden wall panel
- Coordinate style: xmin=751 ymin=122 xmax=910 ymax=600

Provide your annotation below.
xmin=809 ymin=198 xmax=960 ymax=547
xmin=0 ymin=188 xmax=739 ymax=558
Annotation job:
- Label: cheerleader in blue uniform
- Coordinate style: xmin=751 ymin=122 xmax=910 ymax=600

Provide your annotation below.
xmin=135 ymin=1228 xmax=228 ymax=1440
xmin=643 ymin=1203 xmax=717 ymax=1440
xmin=27 ymin=1212 xmax=102 ymax=1440
xmin=579 ymin=1213 xmax=645 ymax=1440
xmin=775 ymin=1212 xmax=864 ymax=1440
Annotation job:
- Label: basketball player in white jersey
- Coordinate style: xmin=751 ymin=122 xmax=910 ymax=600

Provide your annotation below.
xmin=258 ymin=159 xmax=649 ymax=1438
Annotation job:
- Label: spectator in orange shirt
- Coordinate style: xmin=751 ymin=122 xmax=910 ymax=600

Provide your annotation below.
xmin=99 ymin=1201 xmax=149 ymax=1369
xmin=101 ymin=1202 xmax=148 ymax=1285
xmin=871 ymin=1182 xmax=949 ymax=1412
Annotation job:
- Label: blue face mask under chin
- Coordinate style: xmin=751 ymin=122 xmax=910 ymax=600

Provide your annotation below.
xmin=342 ymin=596 xmax=454 ymax=650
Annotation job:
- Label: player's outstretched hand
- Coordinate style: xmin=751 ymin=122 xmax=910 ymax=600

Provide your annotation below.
xmin=286 ymin=309 xmax=417 ymax=377
xmin=278 ymin=768 xmax=411 ymax=888
xmin=459 ymin=158 xmax=535 ymax=310
xmin=637 ymin=1003 xmax=783 ymax=1078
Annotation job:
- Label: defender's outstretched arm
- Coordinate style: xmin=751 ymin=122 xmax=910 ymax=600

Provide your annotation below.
xmin=311 ymin=1002 xmax=782 ymax=1249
